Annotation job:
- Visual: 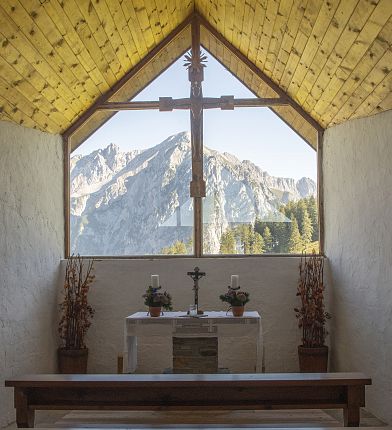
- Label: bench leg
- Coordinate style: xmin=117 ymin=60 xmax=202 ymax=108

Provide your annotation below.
xmin=344 ymin=406 xmax=360 ymax=427
xmin=344 ymin=386 xmax=363 ymax=427
xmin=15 ymin=388 xmax=35 ymax=428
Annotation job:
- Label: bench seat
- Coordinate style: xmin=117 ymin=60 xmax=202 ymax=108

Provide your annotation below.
xmin=5 ymin=372 xmax=372 ymax=428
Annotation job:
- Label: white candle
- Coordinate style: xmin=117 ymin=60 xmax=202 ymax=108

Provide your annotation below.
xmin=231 ymin=275 xmax=239 ymax=289
xmin=151 ymin=274 xmax=159 ymax=288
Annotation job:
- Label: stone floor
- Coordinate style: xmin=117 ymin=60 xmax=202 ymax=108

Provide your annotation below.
xmin=5 ymin=408 xmax=387 ymax=429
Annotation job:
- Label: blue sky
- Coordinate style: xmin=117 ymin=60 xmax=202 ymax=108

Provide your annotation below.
xmin=75 ymin=52 xmax=317 ymax=181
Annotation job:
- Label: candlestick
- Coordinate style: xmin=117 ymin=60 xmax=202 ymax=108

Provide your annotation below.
xmin=151 ymin=274 xmax=159 ymax=289
xmin=231 ymin=275 xmax=239 ymax=289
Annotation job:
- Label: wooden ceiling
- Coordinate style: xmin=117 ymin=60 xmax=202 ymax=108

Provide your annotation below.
xmin=198 ymin=0 xmax=392 ymax=129
xmin=0 ymin=0 xmax=193 ymax=134
xmin=0 ymin=0 xmax=391 ymax=148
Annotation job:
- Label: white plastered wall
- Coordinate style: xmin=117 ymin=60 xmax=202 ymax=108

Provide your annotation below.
xmin=70 ymin=257 xmax=327 ymax=375
xmin=324 ymin=110 xmax=392 ymax=424
xmin=0 ymin=121 xmax=64 ymax=427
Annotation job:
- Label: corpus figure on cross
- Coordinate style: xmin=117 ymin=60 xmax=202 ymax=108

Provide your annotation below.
xmin=187 ymin=266 xmax=206 ymax=315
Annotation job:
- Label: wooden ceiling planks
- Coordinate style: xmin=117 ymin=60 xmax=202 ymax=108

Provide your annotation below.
xmin=246 ymin=1 xmax=267 ymax=68
xmin=300 ymin=0 xmax=361 ymax=114
xmin=285 ymin=0 xmax=337 ymax=98
xmin=43 ymin=0 xmax=114 ymax=93
xmin=2 ymin=1 xmax=98 ymax=117
xmin=0 ymin=0 xmax=391 ymax=140
xmin=20 ymin=0 xmax=103 ymax=104
xmin=313 ymin=0 xmax=392 ymax=125
xmin=272 ymin=0 xmax=306 ymax=85
xmin=264 ymin=0 xmax=293 ymax=77
xmin=324 ymin=3 xmax=392 ymax=125
xmin=197 ymin=0 xmax=392 ymax=128
xmin=293 ymin=0 xmax=344 ymax=105
xmin=0 ymin=0 xmax=193 ymax=134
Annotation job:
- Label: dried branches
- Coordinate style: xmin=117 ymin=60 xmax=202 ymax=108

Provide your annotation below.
xmin=59 ymin=255 xmax=95 ymax=350
xmin=294 ymin=254 xmax=331 ymax=348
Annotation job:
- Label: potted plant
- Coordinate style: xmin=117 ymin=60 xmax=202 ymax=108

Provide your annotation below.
xmin=294 ymin=253 xmax=331 ymax=372
xmin=220 ymin=287 xmax=250 ymax=317
xmin=143 ymin=286 xmax=173 ymax=317
xmin=58 ymin=255 xmax=95 ymax=374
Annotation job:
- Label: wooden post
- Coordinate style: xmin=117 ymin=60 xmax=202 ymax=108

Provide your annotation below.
xmin=317 ymin=130 xmax=324 ymax=255
xmin=63 ymin=135 xmax=70 ymax=258
xmin=188 ymin=15 xmax=206 ymax=257
xmin=344 ymin=385 xmax=363 ymax=426
xmin=117 ymin=354 xmax=124 ymax=374
xmin=15 ymin=388 xmax=35 ymax=428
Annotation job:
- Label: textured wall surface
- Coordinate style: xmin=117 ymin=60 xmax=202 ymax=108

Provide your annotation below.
xmin=0 ymin=121 xmax=64 ymax=427
xmin=61 ymin=257 xmax=330 ymax=375
xmin=324 ymin=110 xmax=392 ymax=424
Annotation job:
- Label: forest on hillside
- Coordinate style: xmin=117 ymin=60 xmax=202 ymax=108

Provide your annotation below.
xmin=161 ymin=196 xmax=319 ymax=255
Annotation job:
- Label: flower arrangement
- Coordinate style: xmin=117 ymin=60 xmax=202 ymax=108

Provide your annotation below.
xmin=59 ymin=255 xmax=95 ymax=350
xmin=220 ymin=287 xmax=250 ymax=307
xmin=143 ymin=286 xmax=173 ymax=310
xmin=294 ymin=253 xmax=331 ymax=348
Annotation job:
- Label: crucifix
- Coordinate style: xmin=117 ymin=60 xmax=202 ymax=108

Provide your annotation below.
xmin=96 ymin=16 xmax=288 ymax=257
xmin=187 ymin=266 xmax=206 ymax=315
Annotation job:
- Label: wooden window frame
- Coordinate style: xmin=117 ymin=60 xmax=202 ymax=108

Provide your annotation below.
xmin=63 ymin=13 xmax=324 ymax=259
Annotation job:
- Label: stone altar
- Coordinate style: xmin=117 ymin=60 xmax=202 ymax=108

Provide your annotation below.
xmin=124 ymin=311 xmax=263 ymax=373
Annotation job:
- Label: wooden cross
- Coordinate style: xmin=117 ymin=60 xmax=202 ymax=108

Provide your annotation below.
xmin=96 ymin=17 xmax=288 ymax=257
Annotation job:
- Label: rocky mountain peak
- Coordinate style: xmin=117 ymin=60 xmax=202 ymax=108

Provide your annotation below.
xmin=159 ymin=131 xmax=191 ymax=150
xmin=296 ymin=176 xmax=317 ymax=196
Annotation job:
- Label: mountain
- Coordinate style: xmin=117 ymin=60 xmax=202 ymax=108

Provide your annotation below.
xmin=70 ymin=132 xmax=316 ymax=255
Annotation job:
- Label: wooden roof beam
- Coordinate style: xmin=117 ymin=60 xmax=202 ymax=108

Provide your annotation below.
xmin=96 ymin=97 xmax=288 ymax=111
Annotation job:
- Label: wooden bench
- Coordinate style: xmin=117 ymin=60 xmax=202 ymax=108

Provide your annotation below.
xmin=5 ymin=372 xmax=371 ymax=428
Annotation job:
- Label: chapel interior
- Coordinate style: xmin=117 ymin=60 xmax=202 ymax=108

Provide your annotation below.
xmin=1 ymin=0 xmax=392 ymax=429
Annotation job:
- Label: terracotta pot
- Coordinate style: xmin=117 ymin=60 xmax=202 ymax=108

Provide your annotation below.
xmin=149 ymin=306 xmax=162 ymax=317
xmin=298 ymin=345 xmax=328 ymax=372
xmin=58 ymin=348 xmax=88 ymax=374
xmin=232 ymin=305 xmax=245 ymax=317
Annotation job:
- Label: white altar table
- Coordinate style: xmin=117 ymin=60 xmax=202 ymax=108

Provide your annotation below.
xmin=124 ymin=311 xmax=263 ymax=373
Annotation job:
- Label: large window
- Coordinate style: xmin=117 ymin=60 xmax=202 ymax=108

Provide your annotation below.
xmin=69 ymin=33 xmax=319 ymax=257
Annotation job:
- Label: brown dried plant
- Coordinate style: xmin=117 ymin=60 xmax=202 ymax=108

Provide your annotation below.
xmin=294 ymin=253 xmax=331 ymax=347
xmin=58 ymin=255 xmax=95 ymax=350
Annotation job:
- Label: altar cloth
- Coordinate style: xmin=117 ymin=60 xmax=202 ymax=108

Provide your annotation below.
xmin=124 ymin=311 xmax=263 ymax=373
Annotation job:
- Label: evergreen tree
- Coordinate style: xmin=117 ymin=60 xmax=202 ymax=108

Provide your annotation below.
xmin=235 ymin=225 xmax=251 ymax=254
xmin=307 ymin=195 xmax=319 ymax=241
xmin=301 ymin=208 xmax=313 ymax=246
xmin=245 ymin=225 xmax=253 ymax=254
xmin=251 ymin=231 xmax=265 ymax=254
xmin=288 ymin=216 xmax=303 ymax=253
xmin=262 ymin=226 xmax=273 ymax=252
xmin=161 ymin=240 xmax=187 ymax=255
xmin=220 ymin=228 xmax=236 ymax=254
xmin=296 ymin=199 xmax=308 ymax=234
xmin=275 ymin=221 xmax=290 ymax=253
